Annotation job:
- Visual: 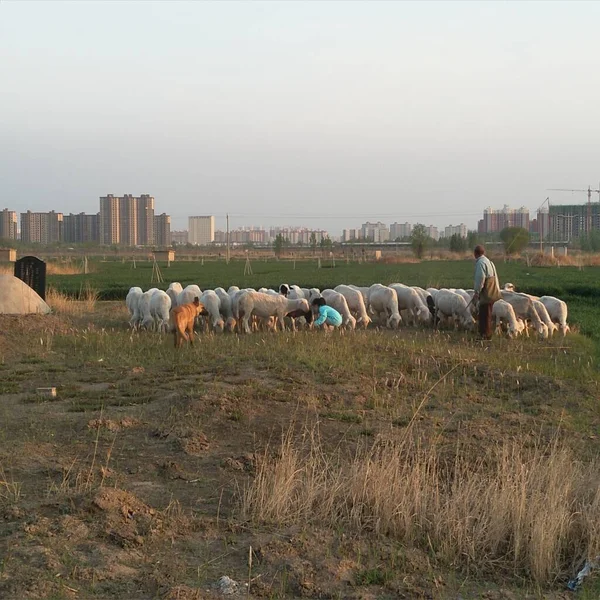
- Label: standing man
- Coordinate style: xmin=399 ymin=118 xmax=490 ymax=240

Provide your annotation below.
xmin=472 ymin=245 xmax=501 ymax=340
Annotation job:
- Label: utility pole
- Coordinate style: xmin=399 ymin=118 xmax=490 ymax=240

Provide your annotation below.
xmin=226 ymin=213 xmax=230 ymax=265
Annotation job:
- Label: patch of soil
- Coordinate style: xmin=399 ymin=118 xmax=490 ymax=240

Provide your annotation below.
xmin=87 ymin=417 xmax=141 ymax=432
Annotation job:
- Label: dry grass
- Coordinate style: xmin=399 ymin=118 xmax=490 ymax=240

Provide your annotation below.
xmin=46 ymin=261 xmax=89 ymax=275
xmin=0 ymin=465 xmax=22 ymax=505
xmin=46 ymin=284 xmax=98 ymax=315
xmin=242 ymin=424 xmax=600 ymax=584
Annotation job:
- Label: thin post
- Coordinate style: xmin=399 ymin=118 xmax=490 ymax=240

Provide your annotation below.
xmin=226 ymin=213 xmax=230 ymax=265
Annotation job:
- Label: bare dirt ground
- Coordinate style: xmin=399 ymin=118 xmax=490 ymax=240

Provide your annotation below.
xmin=0 ymin=304 xmax=598 ymax=599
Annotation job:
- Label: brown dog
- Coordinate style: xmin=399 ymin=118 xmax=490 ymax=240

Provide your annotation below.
xmin=170 ymin=297 xmax=204 ymax=348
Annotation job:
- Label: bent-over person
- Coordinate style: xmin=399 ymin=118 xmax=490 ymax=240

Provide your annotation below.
xmin=472 ymin=245 xmax=501 ymax=340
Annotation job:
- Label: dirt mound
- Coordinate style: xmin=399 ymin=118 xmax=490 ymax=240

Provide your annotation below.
xmin=0 ymin=275 xmax=51 ymax=315
xmin=92 ymin=487 xmax=160 ymax=547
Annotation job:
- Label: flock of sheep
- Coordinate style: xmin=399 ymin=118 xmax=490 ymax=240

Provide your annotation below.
xmin=125 ymin=281 xmax=570 ymax=339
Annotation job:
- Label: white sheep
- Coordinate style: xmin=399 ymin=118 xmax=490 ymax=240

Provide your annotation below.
xmin=539 ymin=295 xmax=570 ymax=336
xmin=500 ymin=291 xmax=548 ymax=339
xmin=334 ymin=284 xmax=372 ymax=328
xmin=434 ymin=289 xmax=476 ymax=330
xmin=237 ymin=292 xmax=309 ymax=334
xmin=178 ymin=284 xmax=202 ymax=307
xmin=215 ymin=287 xmax=236 ymax=332
xmin=389 ymin=283 xmax=432 ymax=325
xmin=166 ymin=282 xmax=183 ymax=308
xmin=532 ymin=299 xmax=558 ymax=337
xmin=139 ymin=288 xmax=160 ymax=330
xmin=126 ymin=286 xmax=143 ymax=329
xmin=367 ymin=284 xmax=401 ymax=329
xmin=492 ymin=299 xmax=524 ymax=338
xmin=322 ymin=289 xmax=357 ymax=329
xmin=200 ymin=290 xmax=225 ymax=333
xmin=149 ymin=290 xmax=172 ymax=332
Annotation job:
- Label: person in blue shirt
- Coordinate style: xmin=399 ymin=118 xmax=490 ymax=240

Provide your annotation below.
xmin=311 ymin=297 xmax=343 ymax=329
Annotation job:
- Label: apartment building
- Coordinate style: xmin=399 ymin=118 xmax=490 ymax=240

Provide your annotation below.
xmin=188 ymin=216 xmax=215 ymax=245
xmin=63 ymin=213 xmax=100 ymax=244
xmin=153 ymin=213 xmax=171 ymax=246
xmin=99 ymin=194 xmax=157 ymax=245
xmin=0 ymin=209 xmax=18 ymax=240
xmin=20 ymin=210 xmax=63 ymax=244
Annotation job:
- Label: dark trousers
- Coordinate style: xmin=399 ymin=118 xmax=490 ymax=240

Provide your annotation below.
xmin=478 ymin=301 xmax=495 ymax=339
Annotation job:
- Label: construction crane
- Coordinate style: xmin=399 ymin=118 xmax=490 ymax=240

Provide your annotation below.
xmin=547 ymin=185 xmax=600 ymax=234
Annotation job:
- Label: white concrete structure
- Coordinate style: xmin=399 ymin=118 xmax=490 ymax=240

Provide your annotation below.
xmin=0 ymin=275 xmax=51 ymax=315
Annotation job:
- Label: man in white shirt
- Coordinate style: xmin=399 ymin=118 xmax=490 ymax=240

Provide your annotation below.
xmin=472 ymin=245 xmax=500 ymax=340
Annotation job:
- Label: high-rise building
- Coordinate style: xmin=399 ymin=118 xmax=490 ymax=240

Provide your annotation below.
xmin=0 ymin=209 xmax=18 ymax=240
xmin=444 ymin=223 xmax=467 ymax=239
xmin=361 ymin=222 xmax=389 ymax=242
xmin=137 ymin=194 xmax=154 ymax=246
xmin=478 ymin=205 xmax=530 ymax=234
xmin=171 ymin=230 xmax=189 ymax=246
xmin=188 ymin=216 xmax=215 ymax=245
xmin=153 ymin=213 xmax=171 ymax=246
xmin=20 ymin=210 xmax=63 ymax=244
xmin=63 ymin=213 xmax=100 ymax=244
xmin=389 ymin=222 xmax=412 ymax=240
xmin=425 ymin=225 xmax=439 ymax=241
xmin=99 ymin=194 xmax=120 ymax=245
xmin=99 ymin=194 xmax=158 ymax=245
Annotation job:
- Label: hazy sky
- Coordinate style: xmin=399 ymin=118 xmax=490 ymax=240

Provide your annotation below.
xmin=2 ymin=1 xmax=600 ymax=233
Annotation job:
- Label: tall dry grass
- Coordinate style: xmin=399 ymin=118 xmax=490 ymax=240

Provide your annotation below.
xmin=46 ymin=284 xmax=98 ymax=316
xmin=241 ymin=426 xmax=600 ymax=584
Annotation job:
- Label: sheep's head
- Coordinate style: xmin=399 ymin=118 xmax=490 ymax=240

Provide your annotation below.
xmin=537 ymin=323 xmax=549 ymax=339
xmin=387 ymin=313 xmax=402 ymax=329
xmin=417 ymin=307 xmax=432 ymax=323
xmin=225 ymin=317 xmax=237 ymax=333
xmin=214 ymin=319 xmax=225 ymax=334
xmin=503 ymin=283 xmax=516 ymax=291
xmin=357 ymin=315 xmax=372 ymax=329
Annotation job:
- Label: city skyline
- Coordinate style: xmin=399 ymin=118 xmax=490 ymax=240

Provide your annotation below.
xmin=2 ymin=2 xmax=600 ymax=234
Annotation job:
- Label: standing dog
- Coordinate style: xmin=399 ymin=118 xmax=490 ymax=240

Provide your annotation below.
xmin=170 ymin=297 xmax=204 ymax=348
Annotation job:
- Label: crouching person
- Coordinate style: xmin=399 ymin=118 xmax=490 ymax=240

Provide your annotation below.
xmin=311 ymin=297 xmax=343 ymax=331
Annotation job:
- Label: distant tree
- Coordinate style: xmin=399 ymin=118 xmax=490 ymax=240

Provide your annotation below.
xmin=320 ymin=236 xmax=332 ymax=250
xmin=449 ymin=234 xmax=467 ymax=253
xmin=410 ymin=224 xmax=430 ymax=259
xmin=466 ymin=230 xmax=480 ymax=251
xmin=310 ymin=232 xmax=317 ymax=254
xmin=500 ymin=227 xmax=530 ymax=255
xmin=579 ymin=230 xmax=600 ymax=252
xmin=273 ymin=233 xmax=285 ymax=257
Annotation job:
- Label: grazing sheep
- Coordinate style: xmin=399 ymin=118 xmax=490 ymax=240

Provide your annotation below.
xmin=322 ymin=289 xmax=357 ymax=329
xmin=539 ymin=295 xmax=570 ymax=336
xmin=238 ymin=292 xmax=309 ymax=334
xmin=149 ymin=290 xmax=172 ymax=332
xmin=126 ymin=286 xmax=143 ymax=329
xmin=287 ymin=285 xmax=305 ymax=299
xmin=178 ymin=284 xmax=202 ymax=307
xmin=367 ymin=284 xmax=401 ymax=329
xmin=227 ymin=286 xmax=240 ymax=299
xmin=532 ymin=299 xmax=558 ymax=337
xmin=500 ymin=291 xmax=548 ymax=339
xmin=389 ymin=283 xmax=432 ymax=325
xmin=215 ymin=287 xmax=236 ymax=332
xmin=139 ymin=288 xmax=160 ymax=330
xmin=334 ymin=284 xmax=372 ymax=328
xmin=166 ymin=282 xmax=183 ymax=308
xmin=492 ymin=299 xmax=524 ymax=338
xmin=200 ymin=290 xmax=225 ymax=333
xmin=434 ymin=289 xmax=476 ymax=330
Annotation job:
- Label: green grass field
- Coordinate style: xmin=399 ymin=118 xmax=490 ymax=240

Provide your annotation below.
xmin=48 ymin=257 xmax=600 ymax=345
